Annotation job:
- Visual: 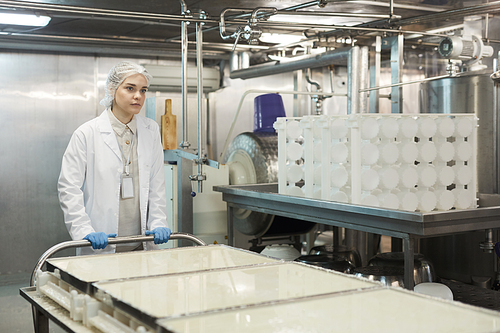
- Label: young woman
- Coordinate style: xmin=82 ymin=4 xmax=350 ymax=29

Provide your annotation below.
xmin=58 ymin=61 xmax=171 ymax=255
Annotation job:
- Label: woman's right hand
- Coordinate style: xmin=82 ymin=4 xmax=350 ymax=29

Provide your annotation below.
xmin=83 ymin=232 xmax=117 ymax=250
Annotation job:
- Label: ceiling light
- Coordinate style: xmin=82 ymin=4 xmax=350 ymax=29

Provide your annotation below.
xmin=0 ymin=13 xmax=51 ymax=27
xmin=260 ymin=33 xmax=305 ymax=45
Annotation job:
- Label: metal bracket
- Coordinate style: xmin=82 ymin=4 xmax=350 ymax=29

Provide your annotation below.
xmin=165 ymin=149 xmax=219 ymax=169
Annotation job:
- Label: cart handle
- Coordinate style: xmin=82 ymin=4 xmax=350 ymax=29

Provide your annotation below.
xmin=30 ymin=233 xmax=207 ymax=286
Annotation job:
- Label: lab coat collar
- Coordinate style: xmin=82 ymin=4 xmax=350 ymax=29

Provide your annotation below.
xmin=107 ymin=109 xmax=137 ymax=137
xmin=97 ymin=109 xmax=122 ymax=161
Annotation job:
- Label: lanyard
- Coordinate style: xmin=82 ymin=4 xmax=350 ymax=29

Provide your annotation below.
xmin=117 ymin=130 xmax=135 ymax=176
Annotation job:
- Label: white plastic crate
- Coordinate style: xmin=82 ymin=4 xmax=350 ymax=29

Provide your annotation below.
xmin=274 ymin=114 xmax=477 ymax=212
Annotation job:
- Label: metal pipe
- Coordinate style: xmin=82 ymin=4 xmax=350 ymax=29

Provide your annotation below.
xmin=359 ymin=74 xmax=452 ymax=92
xmin=254 ymin=20 xmax=449 ymax=38
xmin=274 ymin=11 xmax=399 ymax=19
xmin=319 ymin=0 xmax=448 ymax=12
xmin=30 ymin=233 xmax=207 ymax=286
xmin=231 ymin=47 xmax=351 ymax=80
xmin=480 ymin=229 xmax=495 ymax=253
xmin=396 ymin=1 xmax=500 ymax=26
xmin=196 ymin=19 xmax=204 ymax=193
xmin=179 ymin=0 xmax=187 ymax=13
xmin=329 ymin=65 xmax=335 ymax=94
xmin=348 ymin=46 xmax=360 ymax=114
xmin=219 ymin=89 xmax=347 ymax=162
xmin=49 ymin=13 xmax=181 ymax=28
xmin=219 ymin=8 xmax=253 ymax=40
xmin=251 ymin=7 xmax=277 ymax=23
xmin=305 ymin=68 xmax=321 ymax=91
xmin=369 ymin=35 xmax=381 ymax=113
xmin=359 ymin=46 xmax=369 ymax=114
xmin=288 ymin=1 xmax=320 ymax=11
xmin=391 ymin=34 xmax=404 ymax=114
xmin=305 ymin=68 xmax=324 ymax=115
xmin=0 ymin=0 xmax=217 ymax=24
xmin=180 ymin=8 xmax=190 ymax=149
xmin=170 ymin=1 xmax=318 ymax=43
xmin=494 ymin=56 xmax=500 ymax=193
xmin=390 ymin=0 xmax=394 ymax=18
xmin=486 ymin=13 xmax=490 ymax=42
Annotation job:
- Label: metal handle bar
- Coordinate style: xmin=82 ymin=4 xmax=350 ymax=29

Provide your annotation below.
xmin=30 ymin=232 xmax=206 ymax=286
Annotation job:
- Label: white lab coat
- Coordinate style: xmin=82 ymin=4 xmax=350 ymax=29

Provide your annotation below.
xmin=58 ymin=110 xmax=168 ymax=255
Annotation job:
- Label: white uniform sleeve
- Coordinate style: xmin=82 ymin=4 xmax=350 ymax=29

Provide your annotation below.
xmin=146 ymin=122 xmax=169 ymax=231
xmin=58 ymin=129 xmax=95 ymax=240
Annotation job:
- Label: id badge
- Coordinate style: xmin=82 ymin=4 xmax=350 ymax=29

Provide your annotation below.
xmin=121 ymin=175 xmax=134 ymax=199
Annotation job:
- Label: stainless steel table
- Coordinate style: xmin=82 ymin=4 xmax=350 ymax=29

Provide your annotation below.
xmin=214 ymin=183 xmax=500 ymax=290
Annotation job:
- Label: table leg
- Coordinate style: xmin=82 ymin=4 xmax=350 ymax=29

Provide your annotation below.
xmin=227 ymin=205 xmax=234 ymax=246
xmin=403 ymin=236 xmax=415 ymax=290
xmin=33 ymin=306 xmax=49 ymax=333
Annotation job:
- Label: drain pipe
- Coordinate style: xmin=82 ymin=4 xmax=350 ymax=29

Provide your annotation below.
xmin=305 ymin=68 xmax=323 ymax=115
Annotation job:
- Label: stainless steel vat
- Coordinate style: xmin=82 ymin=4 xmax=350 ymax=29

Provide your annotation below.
xmin=419 ymin=71 xmax=497 ymax=284
xmin=420 ymin=70 xmax=495 ymax=193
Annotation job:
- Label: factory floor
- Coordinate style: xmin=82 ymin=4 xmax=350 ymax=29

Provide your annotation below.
xmin=0 ymin=273 xmax=65 ymax=333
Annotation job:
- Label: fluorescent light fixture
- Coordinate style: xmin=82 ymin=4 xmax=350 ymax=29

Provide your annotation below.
xmin=0 ymin=13 xmax=51 ymax=27
xmin=260 ymin=33 xmax=305 ymax=45
xmin=268 ymin=14 xmax=369 ymax=26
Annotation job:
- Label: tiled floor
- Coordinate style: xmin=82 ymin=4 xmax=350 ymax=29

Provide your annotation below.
xmin=0 ymin=273 xmax=65 ymax=333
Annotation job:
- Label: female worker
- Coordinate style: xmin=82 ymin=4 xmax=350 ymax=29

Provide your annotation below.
xmin=58 ymin=61 xmax=171 ymax=255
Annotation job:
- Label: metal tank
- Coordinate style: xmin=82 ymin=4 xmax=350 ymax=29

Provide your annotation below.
xmin=419 ymin=71 xmax=497 ymax=284
xmin=223 ymin=132 xmax=314 ymax=238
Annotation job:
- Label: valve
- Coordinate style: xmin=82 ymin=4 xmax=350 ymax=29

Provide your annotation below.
xmin=189 ymin=174 xmax=206 ymax=197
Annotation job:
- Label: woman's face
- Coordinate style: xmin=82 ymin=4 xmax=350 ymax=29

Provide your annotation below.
xmin=112 ymin=73 xmax=148 ymax=123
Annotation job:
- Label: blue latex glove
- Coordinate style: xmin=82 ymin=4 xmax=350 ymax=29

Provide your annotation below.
xmin=145 ymin=227 xmax=171 ymax=245
xmin=83 ymin=232 xmax=117 ymax=250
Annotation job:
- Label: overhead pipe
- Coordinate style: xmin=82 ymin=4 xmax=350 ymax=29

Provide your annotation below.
xmin=168 ymin=1 xmax=318 ymax=43
xmin=230 ymin=47 xmax=351 ymax=80
xmin=396 ymin=1 xmax=500 ymax=26
xmin=274 ymin=11 xmax=399 ymax=19
xmin=219 ymin=8 xmax=253 ymax=41
xmin=0 ymin=0 xmax=217 ymax=24
xmin=319 ymin=0 xmax=450 ymax=13
xmin=255 ymin=20 xmax=448 ymax=37
xmin=220 ymin=7 xmax=276 ymax=51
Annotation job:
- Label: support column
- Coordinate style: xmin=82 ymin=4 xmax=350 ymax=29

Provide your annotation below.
xmin=403 ymin=236 xmax=415 ymax=290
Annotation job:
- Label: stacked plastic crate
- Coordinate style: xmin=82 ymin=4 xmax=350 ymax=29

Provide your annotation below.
xmin=274 ymin=114 xmax=477 ymax=212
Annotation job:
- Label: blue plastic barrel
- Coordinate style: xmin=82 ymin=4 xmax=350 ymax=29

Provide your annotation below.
xmin=253 ymin=93 xmax=286 ymax=133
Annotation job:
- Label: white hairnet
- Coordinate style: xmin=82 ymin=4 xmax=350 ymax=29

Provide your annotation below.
xmin=100 ymin=61 xmax=153 ymax=108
